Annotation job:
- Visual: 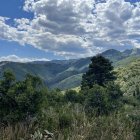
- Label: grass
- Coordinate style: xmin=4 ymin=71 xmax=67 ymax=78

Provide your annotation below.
xmin=0 ymin=104 xmax=137 ymax=140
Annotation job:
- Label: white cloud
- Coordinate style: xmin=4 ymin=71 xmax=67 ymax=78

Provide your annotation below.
xmin=0 ymin=55 xmax=49 ymax=63
xmin=0 ymin=0 xmax=140 ymax=58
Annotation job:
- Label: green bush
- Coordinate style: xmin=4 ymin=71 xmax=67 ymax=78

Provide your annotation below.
xmin=84 ymin=84 xmax=123 ymax=116
xmin=0 ymin=70 xmax=47 ymax=124
xmin=65 ymin=90 xmax=83 ymax=103
xmin=46 ymin=89 xmax=65 ymax=106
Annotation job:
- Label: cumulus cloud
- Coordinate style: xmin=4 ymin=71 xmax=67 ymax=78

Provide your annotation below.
xmin=0 ymin=0 xmax=140 ymax=58
xmin=0 ymin=55 xmax=49 ymax=63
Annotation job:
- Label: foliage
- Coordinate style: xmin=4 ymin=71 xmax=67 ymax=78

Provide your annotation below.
xmin=0 ymin=49 xmax=139 ymax=90
xmin=80 ymin=56 xmax=122 ymax=116
xmin=30 ymin=130 xmax=43 ymax=140
xmin=46 ymin=89 xmax=64 ymax=106
xmin=0 ymin=70 xmax=47 ymax=124
xmin=81 ymin=55 xmax=116 ymax=89
xmin=59 ymin=113 xmax=73 ymax=130
xmin=84 ymin=83 xmax=123 ymax=116
xmin=65 ymin=90 xmax=84 ymax=103
xmin=0 ymin=53 xmax=140 ymax=140
xmin=0 ymin=106 xmax=137 ymax=140
xmin=116 ymin=58 xmax=140 ymax=99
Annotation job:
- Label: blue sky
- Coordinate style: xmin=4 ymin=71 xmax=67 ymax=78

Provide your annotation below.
xmin=0 ymin=0 xmax=64 ymax=61
xmin=0 ymin=0 xmax=33 ymax=19
xmin=0 ymin=0 xmax=140 ymax=62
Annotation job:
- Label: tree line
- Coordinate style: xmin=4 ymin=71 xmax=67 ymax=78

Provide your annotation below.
xmin=0 ymin=55 xmax=139 ymax=140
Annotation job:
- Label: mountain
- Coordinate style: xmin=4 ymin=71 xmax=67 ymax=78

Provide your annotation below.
xmin=0 ymin=48 xmax=140 ymax=89
xmin=122 ymin=48 xmax=140 ymax=56
xmin=101 ymin=49 xmax=125 ymax=62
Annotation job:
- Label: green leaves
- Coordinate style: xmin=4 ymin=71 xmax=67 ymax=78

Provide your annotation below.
xmin=116 ymin=59 xmax=140 ymax=99
xmin=84 ymin=84 xmax=123 ymax=116
xmin=80 ymin=56 xmax=122 ymax=116
xmin=0 ymin=70 xmax=47 ymax=124
xmin=81 ymin=55 xmax=116 ymax=89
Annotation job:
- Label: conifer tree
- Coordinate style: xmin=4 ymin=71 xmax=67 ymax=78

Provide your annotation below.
xmin=81 ymin=55 xmax=116 ymax=89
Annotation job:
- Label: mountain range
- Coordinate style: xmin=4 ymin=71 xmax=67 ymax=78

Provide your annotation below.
xmin=0 ymin=48 xmax=140 ymax=90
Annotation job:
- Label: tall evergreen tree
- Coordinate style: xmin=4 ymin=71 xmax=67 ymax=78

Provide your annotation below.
xmin=81 ymin=55 xmax=116 ymax=89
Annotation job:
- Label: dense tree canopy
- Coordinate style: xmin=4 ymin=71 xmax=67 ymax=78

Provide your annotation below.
xmin=81 ymin=55 xmax=116 ymax=89
xmin=84 ymin=83 xmax=123 ymax=116
xmin=0 ymin=70 xmax=47 ymax=124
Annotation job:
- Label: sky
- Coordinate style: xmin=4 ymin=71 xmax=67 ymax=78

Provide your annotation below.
xmin=0 ymin=0 xmax=140 ymax=62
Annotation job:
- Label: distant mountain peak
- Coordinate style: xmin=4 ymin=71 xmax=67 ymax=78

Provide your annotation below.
xmin=123 ymin=48 xmax=140 ymax=56
xmin=0 ymin=48 xmax=139 ymax=90
xmin=101 ymin=49 xmax=121 ymax=56
xmin=131 ymin=48 xmax=140 ymax=55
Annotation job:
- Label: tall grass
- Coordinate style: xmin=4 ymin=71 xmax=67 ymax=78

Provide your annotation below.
xmin=0 ymin=122 xmax=36 ymax=140
xmin=0 ymin=104 xmax=137 ymax=140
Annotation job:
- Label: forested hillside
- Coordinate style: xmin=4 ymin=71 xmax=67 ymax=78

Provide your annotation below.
xmin=0 ymin=48 xmax=140 ymax=90
xmin=1 ymin=0 xmax=140 ymax=139
xmin=116 ymin=59 xmax=140 ymax=97
xmin=0 ymin=55 xmax=139 ymax=140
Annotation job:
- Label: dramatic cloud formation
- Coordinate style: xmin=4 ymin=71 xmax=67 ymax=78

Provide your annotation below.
xmin=0 ymin=55 xmax=49 ymax=63
xmin=0 ymin=0 xmax=140 ymax=58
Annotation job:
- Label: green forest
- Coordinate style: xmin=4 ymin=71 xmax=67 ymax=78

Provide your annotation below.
xmin=0 ymin=55 xmax=140 ymax=140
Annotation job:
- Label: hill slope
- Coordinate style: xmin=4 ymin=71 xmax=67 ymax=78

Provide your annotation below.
xmin=0 ymin=48 xmax=140 ymax=89
xmin=116 ymin=58 xmax=140 ymax=96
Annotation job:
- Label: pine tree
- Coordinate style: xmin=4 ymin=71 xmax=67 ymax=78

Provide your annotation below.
xmin=81 ymin=55 xmax=116 ymax=89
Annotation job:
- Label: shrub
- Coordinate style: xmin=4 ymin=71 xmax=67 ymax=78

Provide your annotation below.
xmin=0 ymin=70 xmax=47 ymax=124
xmin=65 ymin=90 xmax=80 ymax=103
xmin=85 ymin=84 xmax=123 ymax=116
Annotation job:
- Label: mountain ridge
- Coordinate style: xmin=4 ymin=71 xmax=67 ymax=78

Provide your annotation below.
xmin=0 ymin=48 xmax=140 ymax=89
